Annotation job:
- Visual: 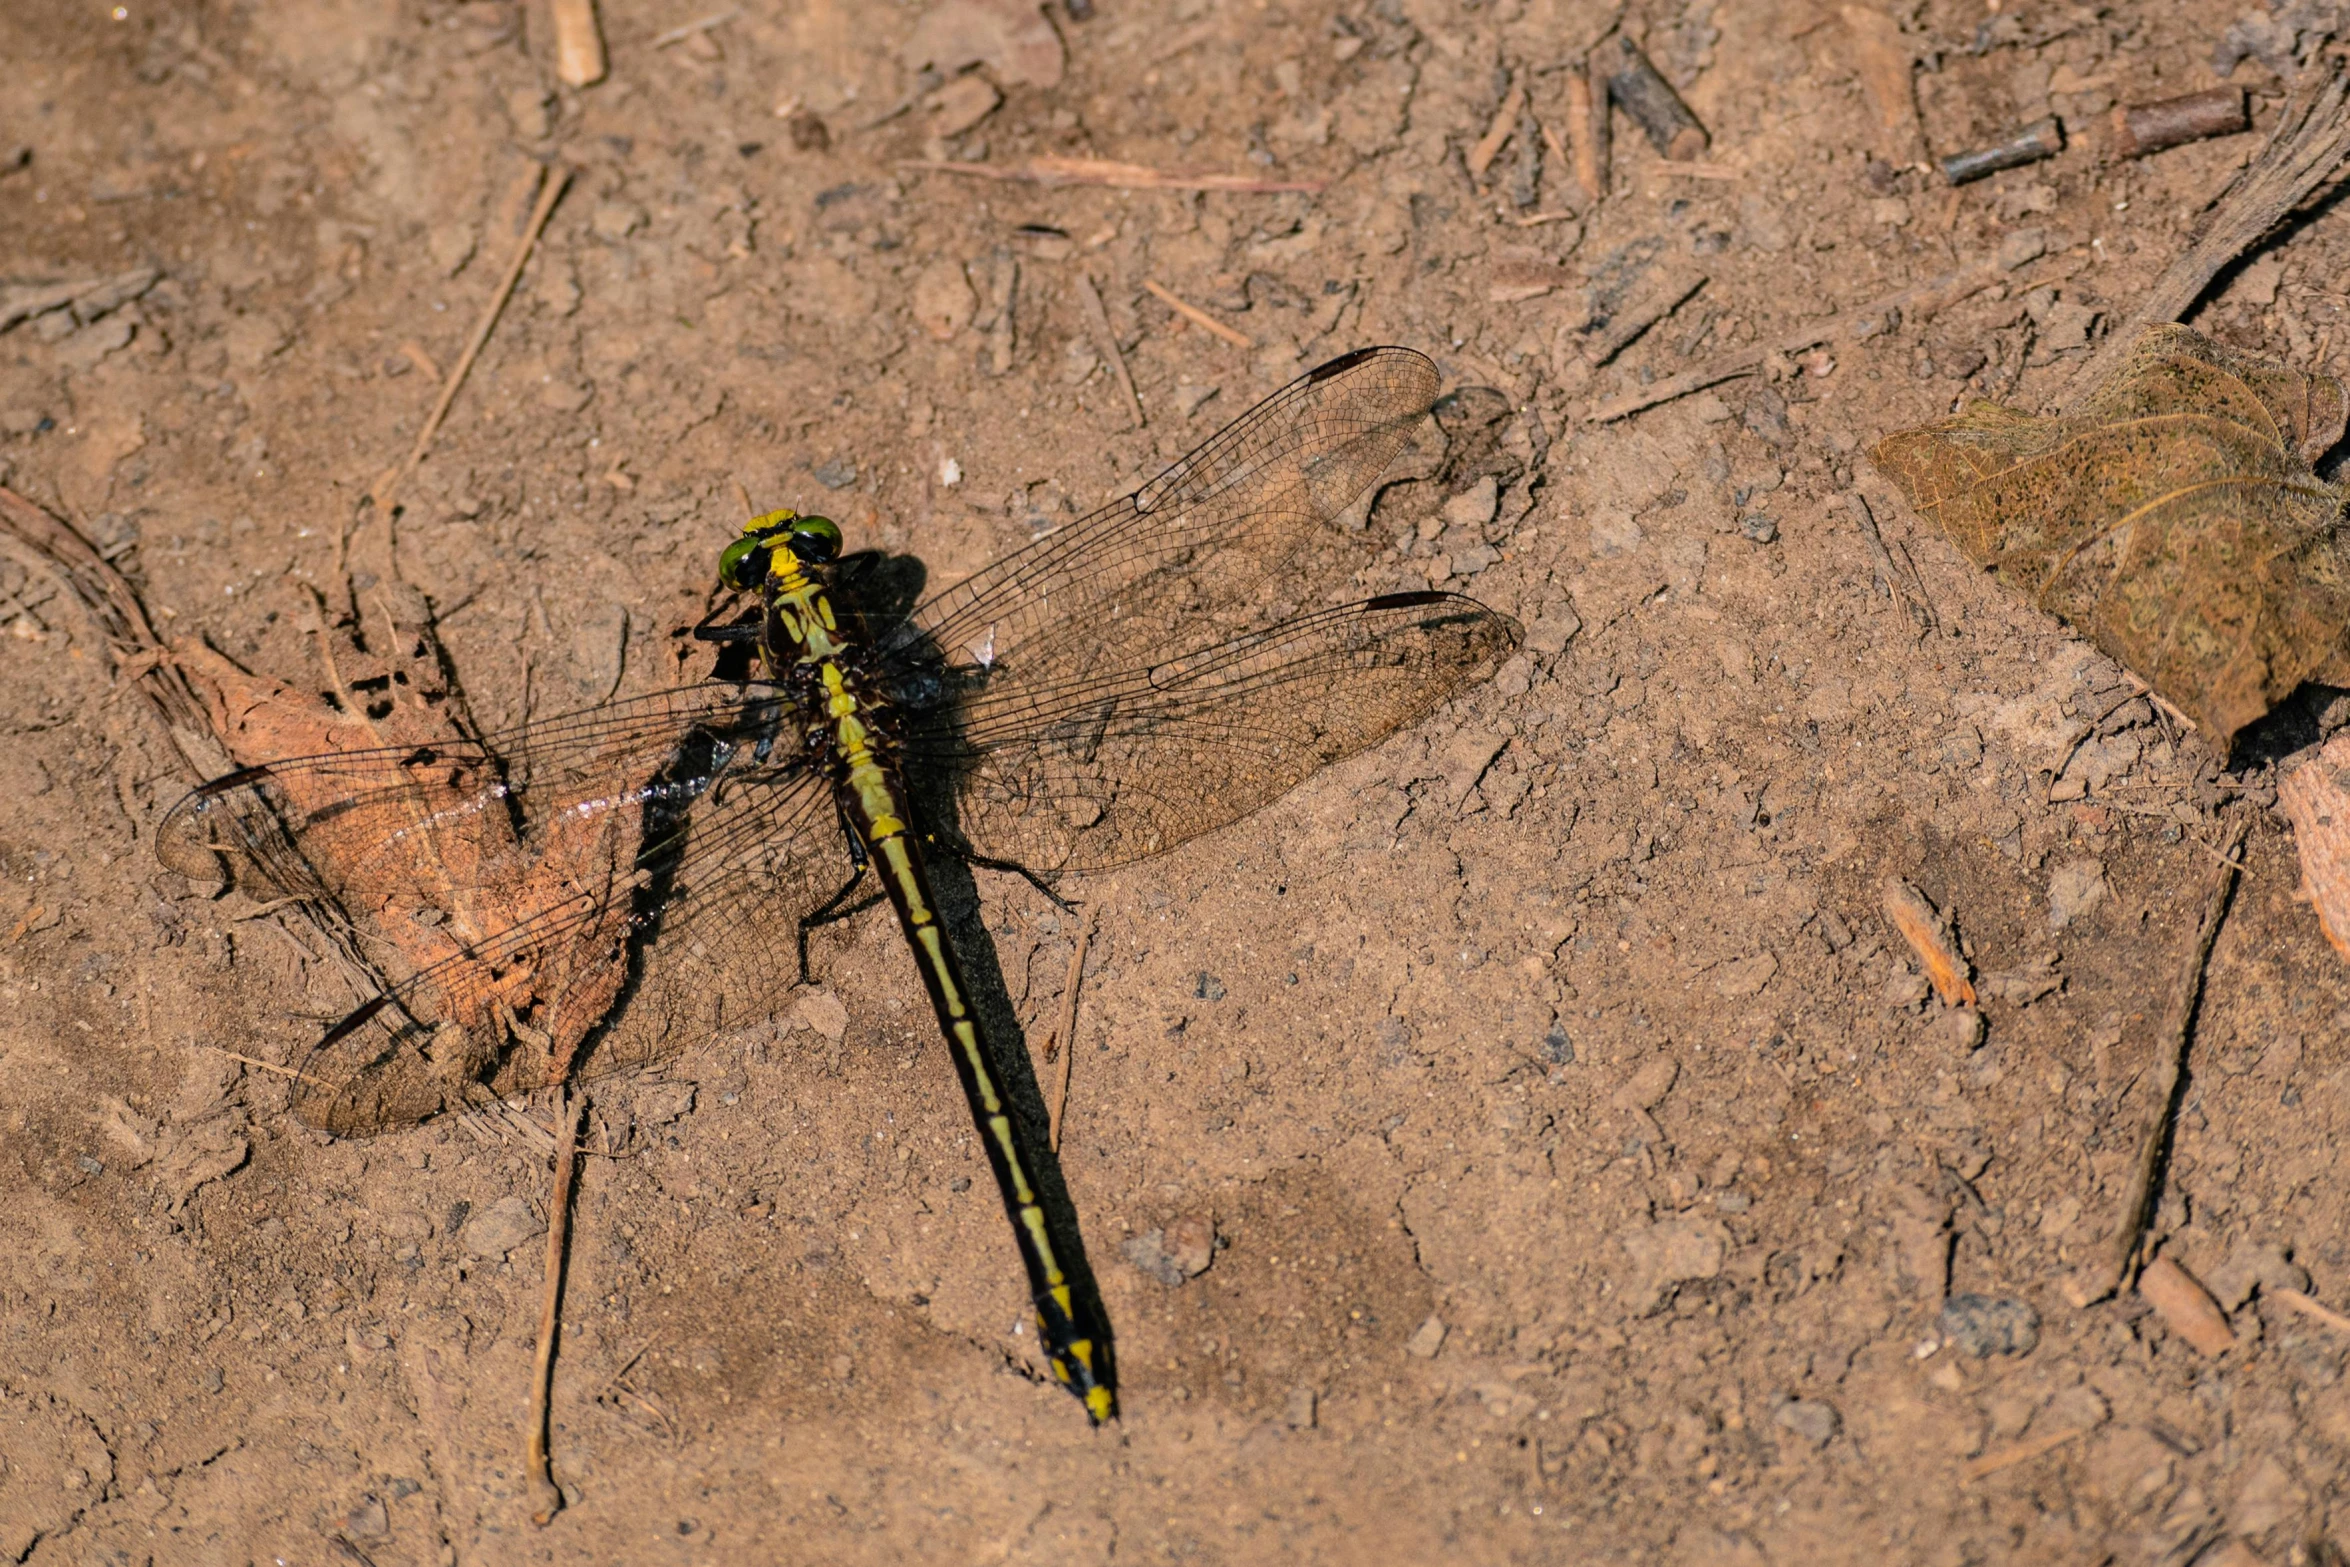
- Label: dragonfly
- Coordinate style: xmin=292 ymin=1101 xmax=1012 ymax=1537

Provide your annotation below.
xmin=159 ymin=345 xmax=1522 ymax=1423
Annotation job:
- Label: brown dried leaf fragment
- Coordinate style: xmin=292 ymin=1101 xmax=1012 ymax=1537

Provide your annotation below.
xmin=1870 ymin=325 xmax=2350 ymax=751
xmin=2278 ymin=729 xmax=2350 ymax=961
xmin=1882 ymin=877 xmax=1976 ymax=1007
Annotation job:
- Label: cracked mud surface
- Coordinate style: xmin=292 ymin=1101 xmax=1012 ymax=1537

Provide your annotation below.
xmin=4 ymin=0 xmax=2350 ymax=1561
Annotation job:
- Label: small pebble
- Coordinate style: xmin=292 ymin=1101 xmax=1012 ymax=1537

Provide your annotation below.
xmin=1773 ymin=1399 xmax=1840 ymax=1447
xmin=1938 ymin=1293 xmax=2040 ymax=1358
xmin=1404 ymin=1314 xmax=1448 ymax=1359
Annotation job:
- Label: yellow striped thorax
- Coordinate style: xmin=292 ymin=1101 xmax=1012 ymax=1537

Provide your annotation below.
xmin=721 ymin=509 xmax=847 ymax=663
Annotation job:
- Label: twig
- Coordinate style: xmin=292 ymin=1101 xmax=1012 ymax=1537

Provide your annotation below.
xmin=1961 ymin=1423 xmax=2093 ymax=1483
xmin=2066 ymin=61 xmax=2350 ymax=405
xmin=529 ymin=1086 xmax=591 ymax=1526
xmin=649 ymin=9 xmax=736 ymax=48
xmin=900 ymin=156 xmax=1323 ymax=194
xmin=2274 ymin=1287 xmax=2350 ymax=1338
xmin=1565 ymin=64 xmax=1605 ymax=204
xmin=550 ymin=0 xmax=607 ymax=86
xmin=203 ymin=1045 xmax=327 ymax=1086
xmin=1048 ymin=914 xmax=1093 ymax=1153
xmin=2070 ymin=815 xmax=2249 ymax=1307
xmin=371 ymin=165 xmax=572 ymax=519
xmin=1468 ymin=78 xmax=1527 ymax=179
xmin=1142 ymin=280 xmax=1253 ymax=349
xmin=1589 ymin=250 xmax=2016 ymax=422
xmin=1075 ymin=274 xmax=1144 ymax=428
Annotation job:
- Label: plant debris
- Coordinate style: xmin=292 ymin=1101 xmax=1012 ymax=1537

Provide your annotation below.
xmin=1870 ymin=325 xmax=2350 ymax=751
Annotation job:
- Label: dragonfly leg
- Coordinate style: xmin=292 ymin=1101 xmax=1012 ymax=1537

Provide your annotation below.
xmin=797 ymin=857 xmax=882 ymax=986
xmin=936 ymin=839 xmax=1079 ymax=915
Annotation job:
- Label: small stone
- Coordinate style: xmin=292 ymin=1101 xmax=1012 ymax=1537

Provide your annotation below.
xmin=1442 ymin=475 xmax=1499 ymax=532
xmin=813 ymin=457 xmax=858 ymax=490
xmin=428 ymin=224 xmax=477 ymax=278
xmin=637 ymin=1082 xmax=696 ymax=1128
xmin=1773 ymin=1399 xmax=1840 ymax=1447
xmin=1163 ymin=1214 xmax=1215 ymax=1278
xmin=1587 ymin=507 xmax=1643 ymax=557
xmin=504 ymin=85 xmax=552 ymax=140
xmin=1404 ymin=1314 xmax=1448 ymax=1358
xmin=459 ymin=1194 xmax=543 ymax=1261
xmin=1937 ymin=1293 xmax=2039 ymax=1358
xmin=2046 ymin=859 xmax=2108 ymax=929
xmin=1934 ymin=1007 xmax=1987 ymax=1052
xmin=1284 ymin=1386 xmax=1318 ymax=1428
xmin=795 ymin=989 xmax=849 ymax=1040
xmin=1173 ymin=382 xmax=1219 ymax=418
xmin=1619 ymin=1217 xmax=1728 ymax=1314
xmin=342 ymin=1494 xmax=390 ymax=1539
xmin=1739 ymin=513 xmax=1779 ymax=544
xmin=1690 ymin=392 xmax=1734 ymax=423
xmin=1612 ymin=1055 xmax=1680 ymax=1112
xmin=926 ymin=72 xmax=1002 ymax=138
xmin=910 ymin=258 xmax=976 ymax=341
xmin=1522 ymin=609 xmax=1579 ymax=662
xmin=1714 ymin=952 xmax=1777 ymax=998
xmin=591 ymin=200 xmax=647 ymax=241
xmin=829 ymin=1354 xmax=854 ymax=1381
xmin=2201 ymin=1239 xmax=2310 ymax=1312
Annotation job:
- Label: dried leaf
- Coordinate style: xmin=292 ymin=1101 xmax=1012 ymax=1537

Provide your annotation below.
xmin=1870 ymin=325 xmax=2350 ymax=750
xmin=1882 ymin=876 xmax=1976 ymax=1007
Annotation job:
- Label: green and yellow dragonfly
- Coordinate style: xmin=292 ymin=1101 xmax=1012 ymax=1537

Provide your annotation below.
xmin=161 ymin=345 xmax=1521 ymax=1420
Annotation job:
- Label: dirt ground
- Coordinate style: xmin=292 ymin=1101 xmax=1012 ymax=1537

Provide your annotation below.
xmin=6 ymin=0 xmax=2350 ymax=1561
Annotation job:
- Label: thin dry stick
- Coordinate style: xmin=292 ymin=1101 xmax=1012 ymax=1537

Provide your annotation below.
xmin=900 ymin=156 xmax=1324 ymax=194
xmin=529 ymin=1086 xmax=592 ymax=1525
xmin=1075 ymin=274 xmax=1145 ymax=428
xmin=2066 ymin=61 xmax=2350 ymax=404
xmin=373 ymin=165 xmax=572 ymax=518
xmin=550 ymin=0 xmax=607 ymax=86
xmin=1048 ymin=914 xmax=1094 ymax=1153
xmin=649 ymin=9 xmax=736 ymax=48
xmin=204 ymin=1045 xmax=327 ymax=1086
xmin=1961 ymin=1423 xmax=2094 ymax=1483
xmin=2274 ymin=1286 xmax=2350 ymax=1338
xmin=1467 ymin=78 xmax=1527 ymax=179
xmin=2073 ymin=815 xmax=2249 ymax=1307
xmin=1590 ymin=251 xmax=2016 ymax=421
xmin=1142 ymin=279 xmax=1253 ymax=349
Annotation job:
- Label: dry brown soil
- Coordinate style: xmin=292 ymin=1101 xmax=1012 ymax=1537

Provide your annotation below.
xmin=4 ymin=0 xmax=2350 ymax=1562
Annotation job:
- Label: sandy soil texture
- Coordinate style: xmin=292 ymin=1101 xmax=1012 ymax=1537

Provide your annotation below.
xmin=4 ymin=0 xmax=2349 ymax=1562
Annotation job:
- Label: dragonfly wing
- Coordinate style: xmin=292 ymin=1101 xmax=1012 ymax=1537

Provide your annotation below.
xmin=887 ymin=347 xmax=1442 ymax=684
xmin=158 ymin=683 xmax=832 ymax=1135
xmin=907 ymin=592 xmax=1522 ymax=876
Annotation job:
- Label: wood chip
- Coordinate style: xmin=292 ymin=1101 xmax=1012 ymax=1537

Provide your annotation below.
xmin=550 ymin=0 xmax=607 ymax=87
xmin=1565 ymin=61 xmax=1606 ymax=203
xmin=1468 ymin=80 xmax=1527 ymax=178
xmin=2138 ymin=1254 xmax=2239 ymax=1356
xmin=2279 ymin=733 xmax=2350 ymax=960
xmin=1881 ymin=877 xmax=1976 ymax=1007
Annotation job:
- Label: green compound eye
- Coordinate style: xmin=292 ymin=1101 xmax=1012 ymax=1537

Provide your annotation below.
xmin=718 ymin=533 xmax=770 ymax=590
xmin=788 ymin=514 xmax=842 ymax=564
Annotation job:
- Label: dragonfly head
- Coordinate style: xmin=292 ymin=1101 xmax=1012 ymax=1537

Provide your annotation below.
xmin=720 ymin=511 xmax=842 ymax=590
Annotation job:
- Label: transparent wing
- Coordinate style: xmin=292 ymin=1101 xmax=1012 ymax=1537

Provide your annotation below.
xmin=158 ymin=683 xmax=846 ymax=1136
xmin=885 ymin=346 xmax=1442 ymax=686
xmin=904 ymin=592 xmax=1522 ymax=876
